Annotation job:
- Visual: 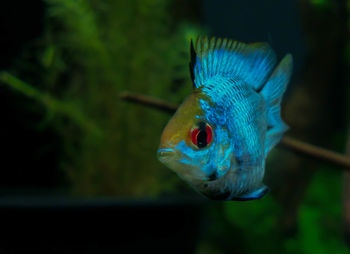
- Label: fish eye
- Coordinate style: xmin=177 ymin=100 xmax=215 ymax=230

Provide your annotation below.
xmin=190 ymin=122 xmax=213 ymax=148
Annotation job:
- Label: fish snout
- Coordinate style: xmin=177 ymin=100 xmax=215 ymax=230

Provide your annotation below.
xmin=157 ymin=148 xmax=176 ymax=163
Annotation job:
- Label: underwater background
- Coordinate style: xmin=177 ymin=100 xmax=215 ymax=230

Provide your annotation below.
xmin=0 ymin=0 xmax=349 ymax=253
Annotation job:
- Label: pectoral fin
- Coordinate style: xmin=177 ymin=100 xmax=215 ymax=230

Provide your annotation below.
xmin=230 ymin=185 xmax=269 ymax=201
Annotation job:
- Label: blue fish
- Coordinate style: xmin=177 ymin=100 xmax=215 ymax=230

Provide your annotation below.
xmin=157 ymin=37 xmax=293 ymax=201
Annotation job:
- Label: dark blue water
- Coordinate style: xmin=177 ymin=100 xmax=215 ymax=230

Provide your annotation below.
xmin=203 ymin=0 xmax=306 ymax=79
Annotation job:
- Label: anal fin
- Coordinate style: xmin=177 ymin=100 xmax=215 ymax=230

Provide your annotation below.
xmin=230 ymin=185 xmax=269 ymax=201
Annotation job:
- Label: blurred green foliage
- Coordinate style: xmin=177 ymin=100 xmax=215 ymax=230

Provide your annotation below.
xmin=284 ymin=169 xmax=347 ymax=254
xmin=0 ymin=0 xmax=203 ymax=197
xmin=309 ymin=0 xmax=332 ymax=8
xmin=193 ymin=169 xmax=347 ymax=254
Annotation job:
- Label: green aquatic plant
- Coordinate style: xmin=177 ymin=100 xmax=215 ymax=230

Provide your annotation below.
xmin=0 ymin=0 xmax=203 ymax=197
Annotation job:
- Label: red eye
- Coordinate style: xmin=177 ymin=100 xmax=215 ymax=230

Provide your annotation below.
xmin=191 ymin=122 xmax=213 ymax=148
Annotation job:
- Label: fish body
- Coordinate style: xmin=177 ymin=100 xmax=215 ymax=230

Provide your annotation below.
xmin=158 ymin=37 xmax=293 ymax=201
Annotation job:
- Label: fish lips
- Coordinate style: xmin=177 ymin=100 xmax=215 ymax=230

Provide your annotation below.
xmin=157 ymin=147 xmax=209 ymax=181
xmin=157 ymin=148 xmax=177 ymax=164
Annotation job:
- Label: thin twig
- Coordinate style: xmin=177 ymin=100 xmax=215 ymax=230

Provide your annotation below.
xmin=280 ymin=137 xmax=350 ymax=169
xmin=119 ymin=91 xmax=350 ymax=170
xmin=119 ymin=92 xmax=176 ymax=114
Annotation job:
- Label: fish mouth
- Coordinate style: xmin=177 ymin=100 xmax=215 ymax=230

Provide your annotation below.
xmin=157 ymin=148 xmax=177 ymax=162
xmin=157 ymin=146 xmax=205 ymax=180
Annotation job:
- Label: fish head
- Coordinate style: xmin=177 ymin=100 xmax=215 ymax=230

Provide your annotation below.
xmin=157 ymin=91 xmax=236 ymax=197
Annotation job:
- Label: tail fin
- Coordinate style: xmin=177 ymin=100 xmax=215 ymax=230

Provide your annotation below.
xmin=261 ymin=54 xmax=293 ymax=155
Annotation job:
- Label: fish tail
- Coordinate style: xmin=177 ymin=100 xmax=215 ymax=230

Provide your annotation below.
xmin=261 ymin=54 xmax=293 ymax=155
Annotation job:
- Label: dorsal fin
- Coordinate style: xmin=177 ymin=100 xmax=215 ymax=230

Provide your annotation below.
xmin=189 ymin=36 xmax=277 ymax=91
xmin=189 ymin=39 xmax=196 ymax=88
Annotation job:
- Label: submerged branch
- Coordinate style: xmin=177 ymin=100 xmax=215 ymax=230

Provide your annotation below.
xmin=119 ymin=91 xmax=350 ymax=170
xmin=280 ymin=137 xmax=350 ymax=169
xmin=119 ymin=92 xmax=177 ymax=114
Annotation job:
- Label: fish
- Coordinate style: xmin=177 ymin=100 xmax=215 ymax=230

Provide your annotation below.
xmin=157 ymin=37 xmax=293 ymax=201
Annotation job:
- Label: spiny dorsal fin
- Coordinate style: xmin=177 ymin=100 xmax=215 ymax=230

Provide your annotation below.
xmin=189 ymin=36 xmax=277 ymax=91
xmin=189 ymin=39 xmax=196 ymax=88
